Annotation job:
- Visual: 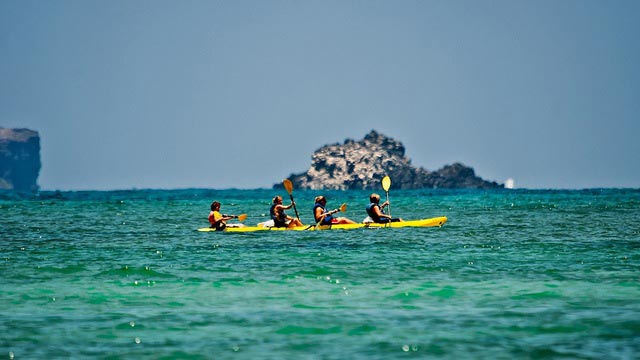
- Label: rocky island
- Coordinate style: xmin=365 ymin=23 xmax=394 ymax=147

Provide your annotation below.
xmin=0 ymin=128 xmax=41 ymax=192
xmin=275 ymin=130 xmax=502 ymax=190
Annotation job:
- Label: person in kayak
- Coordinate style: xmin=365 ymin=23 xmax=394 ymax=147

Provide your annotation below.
xmin=208 ymin=201 xmax=245 ymax=230
xmin=270 ymin=195 xmax=303 ymax=228
xmin=313 ymin=196 xmax=356 ymax=225
xmin=366 ymin=193 xmax=403 ymax=223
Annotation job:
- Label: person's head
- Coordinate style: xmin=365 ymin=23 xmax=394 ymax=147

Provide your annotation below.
xmin=273 ymin=195 xmax=283 ymax=204
xmin=210 ymin=201 xmax=221 ymax=211
xmin=369 ymin=193 xmax=381 ymax=204
xmin=314 ymin=195 xmax=326 ymax=205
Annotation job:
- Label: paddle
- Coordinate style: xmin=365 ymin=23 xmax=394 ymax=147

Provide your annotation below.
xmin=338 ymin=203 xmax=347 ymax=213
xmin=382 ymin=175 xmax=391 ymax=217
xmin=282 ymin=178 xmax=301 ymax=220
xmin=315 ymin=203 xmax=347 ymax=227
xmin=223 ymin=214 xmax=247 ymax=222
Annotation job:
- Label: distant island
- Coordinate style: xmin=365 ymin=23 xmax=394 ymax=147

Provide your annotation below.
xmin=0 ymin=128 xmax=41 ymax=192
xmin=274 ymin=130 xmax=502 ymax=190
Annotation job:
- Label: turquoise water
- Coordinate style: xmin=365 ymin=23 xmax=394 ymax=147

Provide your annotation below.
xmin=1 ymin=188 xmax=639 ymax=359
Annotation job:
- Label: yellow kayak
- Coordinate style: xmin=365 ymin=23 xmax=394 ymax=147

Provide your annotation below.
xmin=197 ymin=216 xmax=447 ymax=233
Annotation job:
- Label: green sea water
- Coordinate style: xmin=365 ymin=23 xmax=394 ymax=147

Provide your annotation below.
xmin=1 ymin=188 xmax=639 ymax=359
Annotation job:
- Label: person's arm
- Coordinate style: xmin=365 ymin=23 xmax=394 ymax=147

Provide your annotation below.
xmin=316 ymin=206 xmax=339 ymax=222
xmin=373 ymin=205 xmax=391 ymax=219
xmin=314 ymin=207 xmax=322 ymax=222
xmin=215 ymin=212 xmax=235 ymax=222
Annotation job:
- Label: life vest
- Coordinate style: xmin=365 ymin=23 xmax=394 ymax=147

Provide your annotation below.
xmin=208 ymin=211 xmax=226 ymax=231
xmin=366 ymin=203 xmax=382 ymax=223
xmin=314 ymin=202 xmax=333 ymax=225
xmin=270 ymin=204 xmax=287 ymax=227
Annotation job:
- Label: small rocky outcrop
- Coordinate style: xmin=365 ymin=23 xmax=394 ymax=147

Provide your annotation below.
xmin=275 ymin=130 xmax=502 ymax=190
xmin=0 ymin=128 xmax=41 ymax=191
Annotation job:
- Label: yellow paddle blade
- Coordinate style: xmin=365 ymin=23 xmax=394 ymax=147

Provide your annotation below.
xmin=382 ymin=176 xmax=391 ymax=191
xmin=237 ymin=214 xmax=247 ymax=222
xmin=283 ymin=179 xmax=294 ymax=195
xmin=339 ymin=203 xmax=347 ymax=213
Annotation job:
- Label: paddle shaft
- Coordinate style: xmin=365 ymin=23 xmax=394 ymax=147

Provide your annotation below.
xmin=282 ymin=179 xmax=301 ymax=221
xmin=315 ymin=204 xmax=346 ymax=227
xmin=288 ymin=194 xmax=300 ymax=220
xmin=223 ymin=214 xmax=247 ymax=222
xmin=385 ymin=191 xmax=391 ymax=217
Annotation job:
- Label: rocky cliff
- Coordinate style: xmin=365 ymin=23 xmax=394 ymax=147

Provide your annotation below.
xmin=275 ymin=130 xmax=502 ymax=190
xmin=0 ymin=128 xmax=41 ymax=191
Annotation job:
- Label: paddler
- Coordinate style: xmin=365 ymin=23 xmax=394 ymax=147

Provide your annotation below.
xmin=313 ymin=195 xmax=356 ymax=225
xmin=365 ymin=193 xmax=403 ymax=223
xmin=208 ymin=201 xmax=246 ymax=231
xmin=270 ymin=195 xmax=303 ymax=228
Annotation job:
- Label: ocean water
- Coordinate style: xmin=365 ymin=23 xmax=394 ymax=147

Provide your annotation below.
xmin=1 ymin=188 xmax=639 ymax=359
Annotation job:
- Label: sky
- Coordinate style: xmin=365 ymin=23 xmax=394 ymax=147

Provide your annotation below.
xmin=1 ymin=0 xmax=639 ymax=190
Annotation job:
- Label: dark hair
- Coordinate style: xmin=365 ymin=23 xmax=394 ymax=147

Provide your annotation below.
xmin=273 ymin=195 xmax=283 ymax=203
xmin=210 ymin=201 xmax=221 ymax=211
xmin=369 ymin=193 xmax=380 ymax=203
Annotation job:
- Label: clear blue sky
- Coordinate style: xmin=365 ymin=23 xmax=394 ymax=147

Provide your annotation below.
xmin=2 ymin=0 xmax=639 ymax=190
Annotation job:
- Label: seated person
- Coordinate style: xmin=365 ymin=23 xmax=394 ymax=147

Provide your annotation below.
xmin=208 ymin=201 xmax=245 ymax=230
xmin=366 ymin=193 xmax=403 ymax=223
xmin=270 ymin=195 xmax=303 ymax=228
xmin=313 ymin=196 xmax=356 ymax=225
